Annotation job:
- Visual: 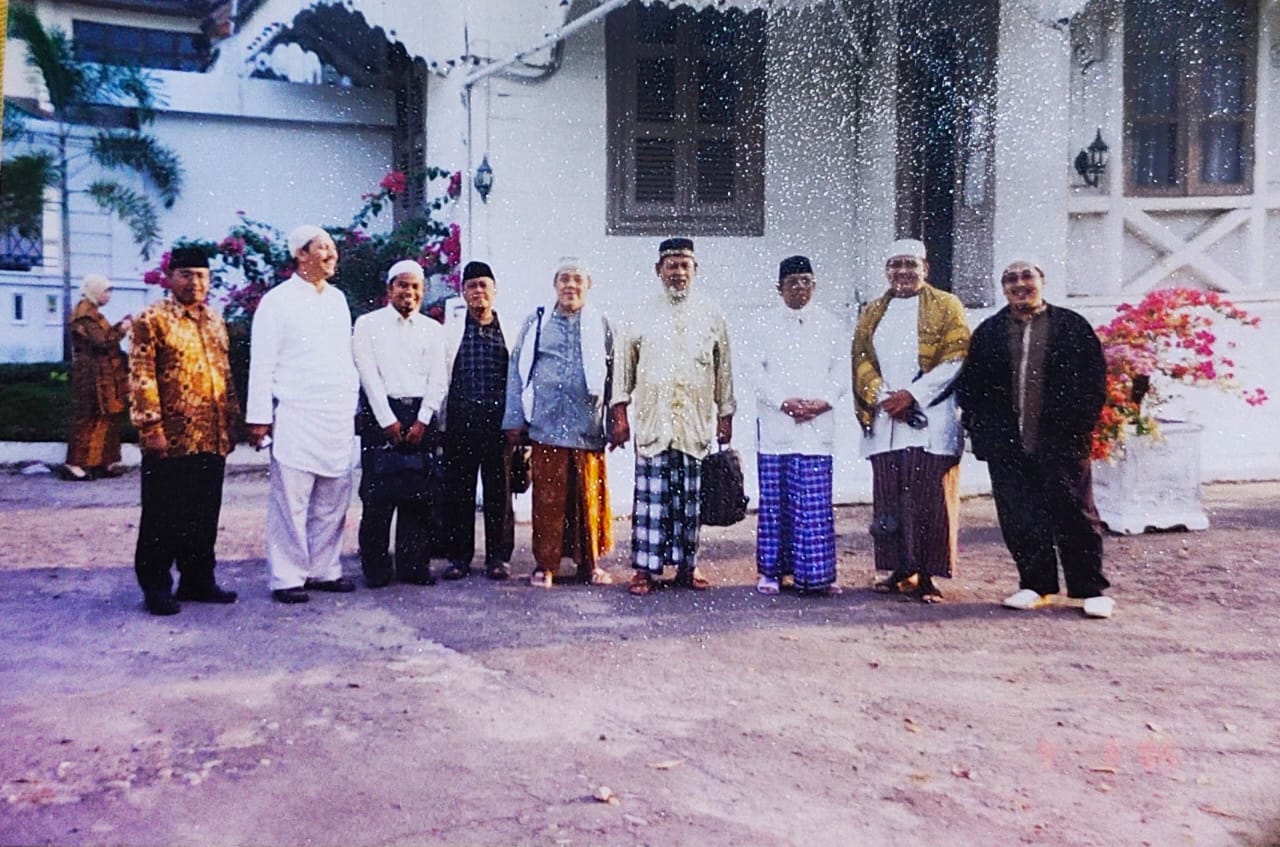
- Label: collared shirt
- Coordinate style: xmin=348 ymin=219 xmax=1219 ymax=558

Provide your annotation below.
xmin=352 ymin=305 xmax=448 ymax=429
xmin=859 ymin=295 xmax=964 ymax=459
xmin=129 ymin=298 xmax=239 ymax=457
xmin=246 ymin=277 xmax=358 ymax=476
xmin=502 ymin=307 xmax=611 ymax=451
xmin=1007 ymin=309 xmax=1050 ymax=453
xmin=449 ymin=312 xmax=507 ymax=410
xmin=614 ymin=289 xmax=735 ymax=460
xmin=752 ymin=303 xmax=848 ymax=456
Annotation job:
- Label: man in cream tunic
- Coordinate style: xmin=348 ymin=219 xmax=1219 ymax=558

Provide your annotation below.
xmin=246 ymin=225 xmax=360 ymax=604
xmin=610 ymin=238 xmax=735 ymax=596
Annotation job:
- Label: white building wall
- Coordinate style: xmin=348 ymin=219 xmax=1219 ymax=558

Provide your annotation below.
xmin=431 ymin=5 xmax=897 ymax=508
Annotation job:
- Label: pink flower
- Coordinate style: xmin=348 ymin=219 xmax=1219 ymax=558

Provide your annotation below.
xmin=380 ymin=170 xmax=408 ymax=196
xmin=218 ymin=236 xmax=246 ymax=257
xmin=440 ymin=223 xmax=462 ymax=267
xmin=447 ymin=171 xmax=462 ymax=198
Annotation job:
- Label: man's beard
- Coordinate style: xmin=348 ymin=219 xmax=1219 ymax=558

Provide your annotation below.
xmin=665 ymin=286 xmax=689 ymax=303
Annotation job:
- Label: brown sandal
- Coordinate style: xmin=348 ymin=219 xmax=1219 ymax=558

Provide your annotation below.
xmin=873 ymin=571 xmax=919 ymax=594
xmin=674 ymin=568 xmax=710 ymax=591
xmin=629 ymin=572 xmax=652 ymax=596
xmin=917 ymin=577 xmax=943 ymax=604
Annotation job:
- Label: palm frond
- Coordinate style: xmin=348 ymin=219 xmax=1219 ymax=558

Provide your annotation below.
xmin=90 ymin=132 xmax=184 ymax=207
xmin=0 ymin=152 xmax=57 ymax=235
xmin=87 ymin=181 xmax=161 ymax=259
xmin=7 ymin=5 xmax=83 ymax=114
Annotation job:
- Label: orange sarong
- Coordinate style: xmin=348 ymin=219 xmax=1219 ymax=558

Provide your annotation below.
xmin=530 ymin=443 xmax=613 ymax=578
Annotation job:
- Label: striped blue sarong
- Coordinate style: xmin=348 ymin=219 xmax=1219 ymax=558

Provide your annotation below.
xmin=756 ymin=453 xmax=836 ymax=590
xmin=632 ymin=449 xmax=702 ymax=575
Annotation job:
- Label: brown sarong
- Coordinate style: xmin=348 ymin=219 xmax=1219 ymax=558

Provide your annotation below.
xmin=869 ymin=447 xmax=959 ymax=578
xmin=530 ymin=443 xmax=613 ymax=578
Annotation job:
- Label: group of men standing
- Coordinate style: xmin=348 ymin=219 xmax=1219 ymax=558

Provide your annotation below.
xmin=125 ymin=229 xmax=1113 ymax=621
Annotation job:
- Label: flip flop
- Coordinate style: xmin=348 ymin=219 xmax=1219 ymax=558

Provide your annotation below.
xmin=628 ymin=572 xmax=652 ymax=596
xmin=873 ymin=571 xmax=918 ymax=594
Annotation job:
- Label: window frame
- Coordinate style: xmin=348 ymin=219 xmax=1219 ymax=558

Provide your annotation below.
xmin=1122 ymin=0 xmax=1257 ymax=198
xmin=605 ymin=2 xmax=766 ymax=237
xmin=73 ymin=19 xmax=210 ymax=72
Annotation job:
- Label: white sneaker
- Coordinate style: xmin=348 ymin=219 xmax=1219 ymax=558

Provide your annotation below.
xmin=1002 ymin=588 xmax=1051 ymax=610
xmin=1082 ymin=596 xmax=1115 ymax=619
xmin=756 ymin=576 xmax=780 ymax=596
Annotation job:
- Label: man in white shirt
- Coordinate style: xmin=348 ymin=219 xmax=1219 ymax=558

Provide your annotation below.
xmin=246 ymin=225 xmax=360 ymax=604
xmin=752 ymin=255 xmax=847 ymax=596
xmin=352 ymin=260 xmax=448 ymax=588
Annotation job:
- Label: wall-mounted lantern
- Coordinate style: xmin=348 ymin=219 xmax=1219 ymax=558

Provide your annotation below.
xmin=474 ymin=154 xmax=494 ymax=203
xmin=1073 ymin=128 xmax=1109 ymax=187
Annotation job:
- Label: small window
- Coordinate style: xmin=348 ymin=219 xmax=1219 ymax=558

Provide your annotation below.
xmin=606 ymin=2 xmax=766 ymax=236
xmin=73 ymin=20 xmax=210 ymax=72
xmin=12 ymin=293 xmax=26 ymax=324
xmin=1124 ymin=0 xmax=1256 ymax=196
xmin=45 ymin=295 xmax=60 ymax=324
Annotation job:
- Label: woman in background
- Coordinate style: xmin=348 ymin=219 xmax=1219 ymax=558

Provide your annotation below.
xmin=65 ymin=273 xmax=130 ymax=480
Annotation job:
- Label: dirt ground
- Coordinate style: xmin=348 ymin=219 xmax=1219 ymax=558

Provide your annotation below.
xmin=1 ymin=466 xmax=1278 ymax=847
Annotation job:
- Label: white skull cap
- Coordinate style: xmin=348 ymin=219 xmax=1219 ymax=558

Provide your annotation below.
xmin=287 ymin=224 xmax=327 ymax=257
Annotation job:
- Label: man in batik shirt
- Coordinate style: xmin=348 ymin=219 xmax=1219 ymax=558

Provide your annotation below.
xmin=129 ymin=246 xmax=240 ymax=616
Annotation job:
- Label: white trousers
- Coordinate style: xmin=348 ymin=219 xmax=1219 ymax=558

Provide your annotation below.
xmin=266 ymin=458 xmax=353 ymax=590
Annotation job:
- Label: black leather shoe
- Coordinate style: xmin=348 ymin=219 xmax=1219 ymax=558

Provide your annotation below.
xmin=400 ymin=571 xmax=437 ymax=586
xmin=365 ymin=575 xmax=392 ymax=589
xmin=485 ymin=561 xmax=510 ymax=581
xmin=144 ymin=591 xmax=180 ymax=616
xmin=272 ymin=587 xmax=310 ymax=604
xmin=175 ymin=584 xmax=238 ymax=604
xmin=441 ymin=561 xmax=471 ymax=581
xmin=304 ymin=577 xmax=356 ymax=593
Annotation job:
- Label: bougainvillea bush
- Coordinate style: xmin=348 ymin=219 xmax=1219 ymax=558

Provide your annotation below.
xmin=1091 ymin=287 xmax=1268 ymax=461
xmin=144 ymin=167 xmax=462 ymax=401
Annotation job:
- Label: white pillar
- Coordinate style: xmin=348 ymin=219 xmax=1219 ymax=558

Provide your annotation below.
xmin=993 ymin=3 xmax=1073 ymax=288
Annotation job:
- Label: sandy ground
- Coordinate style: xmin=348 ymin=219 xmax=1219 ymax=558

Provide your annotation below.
xmin=1 ymin=466 xmax=1278 ymax=847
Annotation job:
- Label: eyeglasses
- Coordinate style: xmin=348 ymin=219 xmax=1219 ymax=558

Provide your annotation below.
xmin=886 ymin=258 xmax=922 ymax=270
xmin=780 ymin=275 xmax=814 ymax=289
xmin=1001 ymin=269 xmax=1039 ymax=284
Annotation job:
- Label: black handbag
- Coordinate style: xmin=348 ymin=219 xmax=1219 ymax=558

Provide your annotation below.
xmin=509 ymin=445 xmax=532 ymax=495
xmin=700 ymin=446 xmax=749 ymax=526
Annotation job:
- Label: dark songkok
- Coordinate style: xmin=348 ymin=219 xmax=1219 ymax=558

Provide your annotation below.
xmin=658 ymin=237 xmax=695 ymax=259
xmin=462 ymin=260 xmax=495 ymax=281
xmin=169 ymin=246 xmax=210 ymax=270
xmin=778 ymin=255 xmax=813 ymax=280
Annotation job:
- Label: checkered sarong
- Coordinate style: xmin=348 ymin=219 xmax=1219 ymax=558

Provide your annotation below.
xmin=632 ymin=449 xmax=702 ymax=574
xmin=756 ymin=453 xmax=836 ymax=589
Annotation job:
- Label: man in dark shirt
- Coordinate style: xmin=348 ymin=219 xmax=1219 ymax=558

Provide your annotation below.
xmin=959 ymin=258 xmax=1114 ymax=619
xmin=440 ymin=261 xmax=515 ymax=581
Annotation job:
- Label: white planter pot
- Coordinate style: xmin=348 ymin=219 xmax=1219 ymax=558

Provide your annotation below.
xmin=1091 ymin=421 xmax=1209 ymax=534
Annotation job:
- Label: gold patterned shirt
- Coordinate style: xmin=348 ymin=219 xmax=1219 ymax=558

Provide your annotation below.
xmin=129 ymin=298 xmax=240 ymax=457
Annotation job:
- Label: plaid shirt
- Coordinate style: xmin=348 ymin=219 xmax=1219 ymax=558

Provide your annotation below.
xmin=449 ymin=312 xmax=508 ymax=409
xmin=129 ymin=299 xmax=240 ymax=457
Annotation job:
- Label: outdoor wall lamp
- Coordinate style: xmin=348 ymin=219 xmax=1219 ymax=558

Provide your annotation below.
xmin=474 ymin=154 xmax=494 ymax=203
xmin=1073 ymin=128 xmax=1109 ymax=187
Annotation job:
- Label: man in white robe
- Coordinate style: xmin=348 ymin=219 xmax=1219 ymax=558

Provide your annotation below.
xmin=246 ymin=225 xmax=360 ymax=603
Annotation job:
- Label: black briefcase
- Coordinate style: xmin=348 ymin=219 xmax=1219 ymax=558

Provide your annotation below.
xmin=700 ymin=446 xmax=749 ymax=526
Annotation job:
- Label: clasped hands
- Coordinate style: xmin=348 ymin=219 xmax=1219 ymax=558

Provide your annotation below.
xmin=780 ymin=398 xmax=831 ymax=424
xmin=382 ymin=420 xmax=428 ymax=447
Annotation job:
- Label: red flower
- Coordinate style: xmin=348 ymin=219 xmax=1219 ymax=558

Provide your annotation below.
xmin=380 ymin=170 xmax=408 ymax=196
xmin=1092 ymin=287 xmax=1267 ymax=461
xmin=447 ymin=171 xmax=462 ymax=198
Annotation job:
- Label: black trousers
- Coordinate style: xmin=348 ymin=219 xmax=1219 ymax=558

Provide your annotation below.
xmin=357 ymin=395 xmax=442 ymax=584
xmin=135 ymin=452 xmax=226 ymax=596
xmin=443 ymin=401 xmax=513 ymax=566
xmin=988 ymin=452 xmax=1109 ymax=598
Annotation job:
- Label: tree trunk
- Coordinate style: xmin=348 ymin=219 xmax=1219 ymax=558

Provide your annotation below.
xmin=60 ymin=134 xmax=73 ymax=363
